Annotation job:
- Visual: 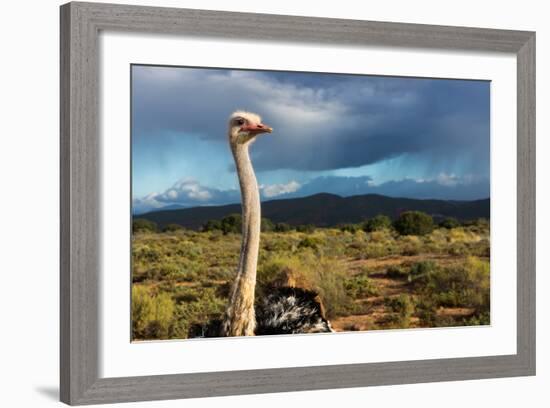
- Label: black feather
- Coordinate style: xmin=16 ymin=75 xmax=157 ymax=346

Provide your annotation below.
xmin=188 ymin=287 xmax=332 ymax=338
xmin=255 ymin=287 xmax=333 ymax=335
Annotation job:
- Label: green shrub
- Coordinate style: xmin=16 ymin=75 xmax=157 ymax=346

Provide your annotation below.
xmin=470 ymin=239 xmax=490 ymax=258
xmin=387 ymin=261 xmax=436 ymax=282
xmin=439 ymin=217 xmax=460 ymax=229
xmin=133 ymin=244 xmax=162 ymax=262
xmin=448 ymin=242 xmax=469 ymax=256
xmin=296 ymin=224 xmax=315 ymax=233
xmin=132 ymin=286 xmax=175 ymax=340
xmin=385 ymin=294 xmax=415 ymax=328
xmin=399 ymin=235 xmax=423 ymax=256
xmin=146 ymin=262 xmax=181 ymax=281
xmin=464 ymin=311 xmax=490 ymax=326
xmin=274 ymin=222 xmax=292 ymax=232
xmin=416 ymin=297 xmax=438 ymax=326
xmin=298 ymin=236 xmax=323 ymax=250
xmin=394 ymin=211 xmax=434 ymax=236
xmin=175 ymin=287 xmax=226 ymax=338
xmin=339 ymin=223 xmax=361 ymax=233
xmin=202 ymin=219 xmax=222 ymax=232
xmin=386 ymin=265 xmax=409 ymax=280
xmin=175 ymin=240 xmax=203 ymax=260
xmin=463 ymin=218 xmax=490 ymax=228
xmin=364 ymin=243 xmax=391 ymax=258
xmin=344 ymin=274 xmax=379 ymax=298
xmin=263 ymin=237 xmax=293 ymax=252
xmin=257 ymin=252 xmax=351 ymax=318
xmin=261 ymin=217 xmax=275 ymax=232
xmin=410 ymin=260 xmax=437 ymax=279
xmin=132 ymin=218 xmax=158 ymax=233
xmin=220 ymin=214 xmax=242 ymax=234
xmin=162 ymin=223 xmax=184 ymax=232
xmin=364 ymin=215 xmax=392 ymax=232
xmin=201 ymin=214 xmax=244 ymax=234
xmin=416 ymin=256 xmax=490 ymax=323
xmin=368 ymin=229 xmax=394 ymax=243
xmin=132 ymin=286 xmax=154 ymax=337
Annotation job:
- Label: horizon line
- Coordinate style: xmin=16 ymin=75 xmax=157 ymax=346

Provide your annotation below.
xmin=133 ymin=192 xmax=491 ymax=216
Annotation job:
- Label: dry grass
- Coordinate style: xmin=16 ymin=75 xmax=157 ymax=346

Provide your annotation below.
xmin=132 ymin=222 xmax=490 ymax=340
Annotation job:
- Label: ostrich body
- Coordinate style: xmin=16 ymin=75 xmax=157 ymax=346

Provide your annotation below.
xmin=191 ymin=111 xmax=333 ymax=338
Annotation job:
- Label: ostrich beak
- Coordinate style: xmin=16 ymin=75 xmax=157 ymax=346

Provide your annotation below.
xmin=241 ymin=123 xmax=273 ymax=134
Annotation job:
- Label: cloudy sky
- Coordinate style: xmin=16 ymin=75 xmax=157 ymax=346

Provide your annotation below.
xmin=132 ymin=65 xmax=490 ymax=214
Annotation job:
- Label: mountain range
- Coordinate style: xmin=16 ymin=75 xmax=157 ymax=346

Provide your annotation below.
xmin=135 ymin=193 xmax=490 ymax=230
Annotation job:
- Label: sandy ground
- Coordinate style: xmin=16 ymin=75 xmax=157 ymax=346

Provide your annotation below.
xmin=331 ymin=255 xmax=476 ymax=332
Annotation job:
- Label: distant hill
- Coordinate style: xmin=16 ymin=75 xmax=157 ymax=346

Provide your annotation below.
xmin=135 ymin=193 xmax=490 ymax=230
xmin=155 ymin=204 xmax=187 ymax=211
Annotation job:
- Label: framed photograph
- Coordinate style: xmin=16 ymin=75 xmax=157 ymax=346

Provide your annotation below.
xmin=60 ymin=2 xmax=535 ymax=405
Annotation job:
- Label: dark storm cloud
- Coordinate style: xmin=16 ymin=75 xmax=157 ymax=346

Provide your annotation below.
xmin=132 ymin=65 xmax=489 ymax=174
xmin=294 ymin=175 xmax=489 ymax=201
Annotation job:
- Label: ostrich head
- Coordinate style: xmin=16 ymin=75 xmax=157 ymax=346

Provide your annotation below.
xmin=228 ymin=111 xmax=273 ymax=146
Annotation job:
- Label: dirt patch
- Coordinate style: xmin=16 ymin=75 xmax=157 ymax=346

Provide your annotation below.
xmin=331 ymin=313 xmax=421 ymax=332
xmin=437 ymin=307 xmax=476 ymax=318
xmin=331 ymin=254 xmax=472 ymax=332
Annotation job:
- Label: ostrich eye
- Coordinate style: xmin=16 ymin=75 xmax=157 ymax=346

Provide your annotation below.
xmin=235 ymin=118 xmax=245 ymax=126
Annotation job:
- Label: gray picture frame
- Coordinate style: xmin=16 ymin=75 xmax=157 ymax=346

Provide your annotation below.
xmin=60 ymin=2 xmax=536 ymax=405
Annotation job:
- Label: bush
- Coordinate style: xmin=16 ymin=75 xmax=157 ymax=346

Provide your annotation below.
xmin=257 ymin=252 xmax=351 ymax=318
xmin=399 ymin=235 xmax=422 ymax=256
xmin=175 ymin=240 xmax=203 ymax=260
xmin=133 ymin=244 xmax=162 ymax=262
xmin=394 ymin=211 xmax=434 ymax=236
xmin=220 ymin=214 xmax=242 ymax=234
xmin=416 ymin=297 xmax=438 ymax=326
xmin=296 ymin=224 xmax=315 ymax=233
xmin=201 ymin=214 xmax=245 ymax=234
xmin=344 ymin=274 xmax=379 ymax=298
xmin=439 ymin=217 xmax=460 ymax=229
xmin=162 ymin=223 xmax=184 ymax=232
xmin=410 ymin=260 xmax=437 ymax=278
xmin=175 ymin=287 xmax=226 ymax=337
xmin=463 ymin=218 xmax=490 ymax=228
xmin=274 ymin=222 xmax=291 ymax=232
xmin=363 ymin=215 xmax=392 ymax=232
xmin=132 ymin=218 xmax=158 ymax=233
xmin=263 ymin=237 xmax=293 ymax=252
xmin=386 ymin=265 xmax=410 ymax=280
xmin=415 ymin=257 xmax=490 ymax=326
xmin=132 ymin=286 xmax=175 ymax=339
xmin=385 ymin=294 xmax=415 ymax=328
xmin=261 ymin=217 xmax=275 ymax=232
xmin=369 ymin=229 xmax=393 ymax=243
xmin=202 ymin=219 xmax=222 ymax=232
xmin=146 ymin=262 xmax=181 ymax=281
xmin=471 ymin=239 xmax=490 ymax=258
xmin=448 ymin=242 xmax=468 ymax=256
xmin=364 ymin=243 xmax=393 ymax=258
xmin=298 ymin=236 xmax=323 ymax=250
xmin=339 ymin=223 xmax=361 ymax=233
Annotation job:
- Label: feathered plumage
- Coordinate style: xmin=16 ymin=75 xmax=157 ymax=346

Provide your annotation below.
xmin=255 ymin=287 xmax=333 ymax=335
xmin=189 ymin=287 xmax=332 ymax=338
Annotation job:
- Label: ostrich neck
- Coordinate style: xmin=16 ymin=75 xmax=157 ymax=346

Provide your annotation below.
xmin=223 ymin=143 xmax=261 ymax=336
xmin=233 ymin=144 xmax=261 ymax=281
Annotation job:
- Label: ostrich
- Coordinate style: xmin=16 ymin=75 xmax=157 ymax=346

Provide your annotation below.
xmin=190 ymin=111 xmax=333 ymax=338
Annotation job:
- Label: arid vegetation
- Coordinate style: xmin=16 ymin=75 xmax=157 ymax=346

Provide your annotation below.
xmin=132 ymin=213 xmax=490 ymax=340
